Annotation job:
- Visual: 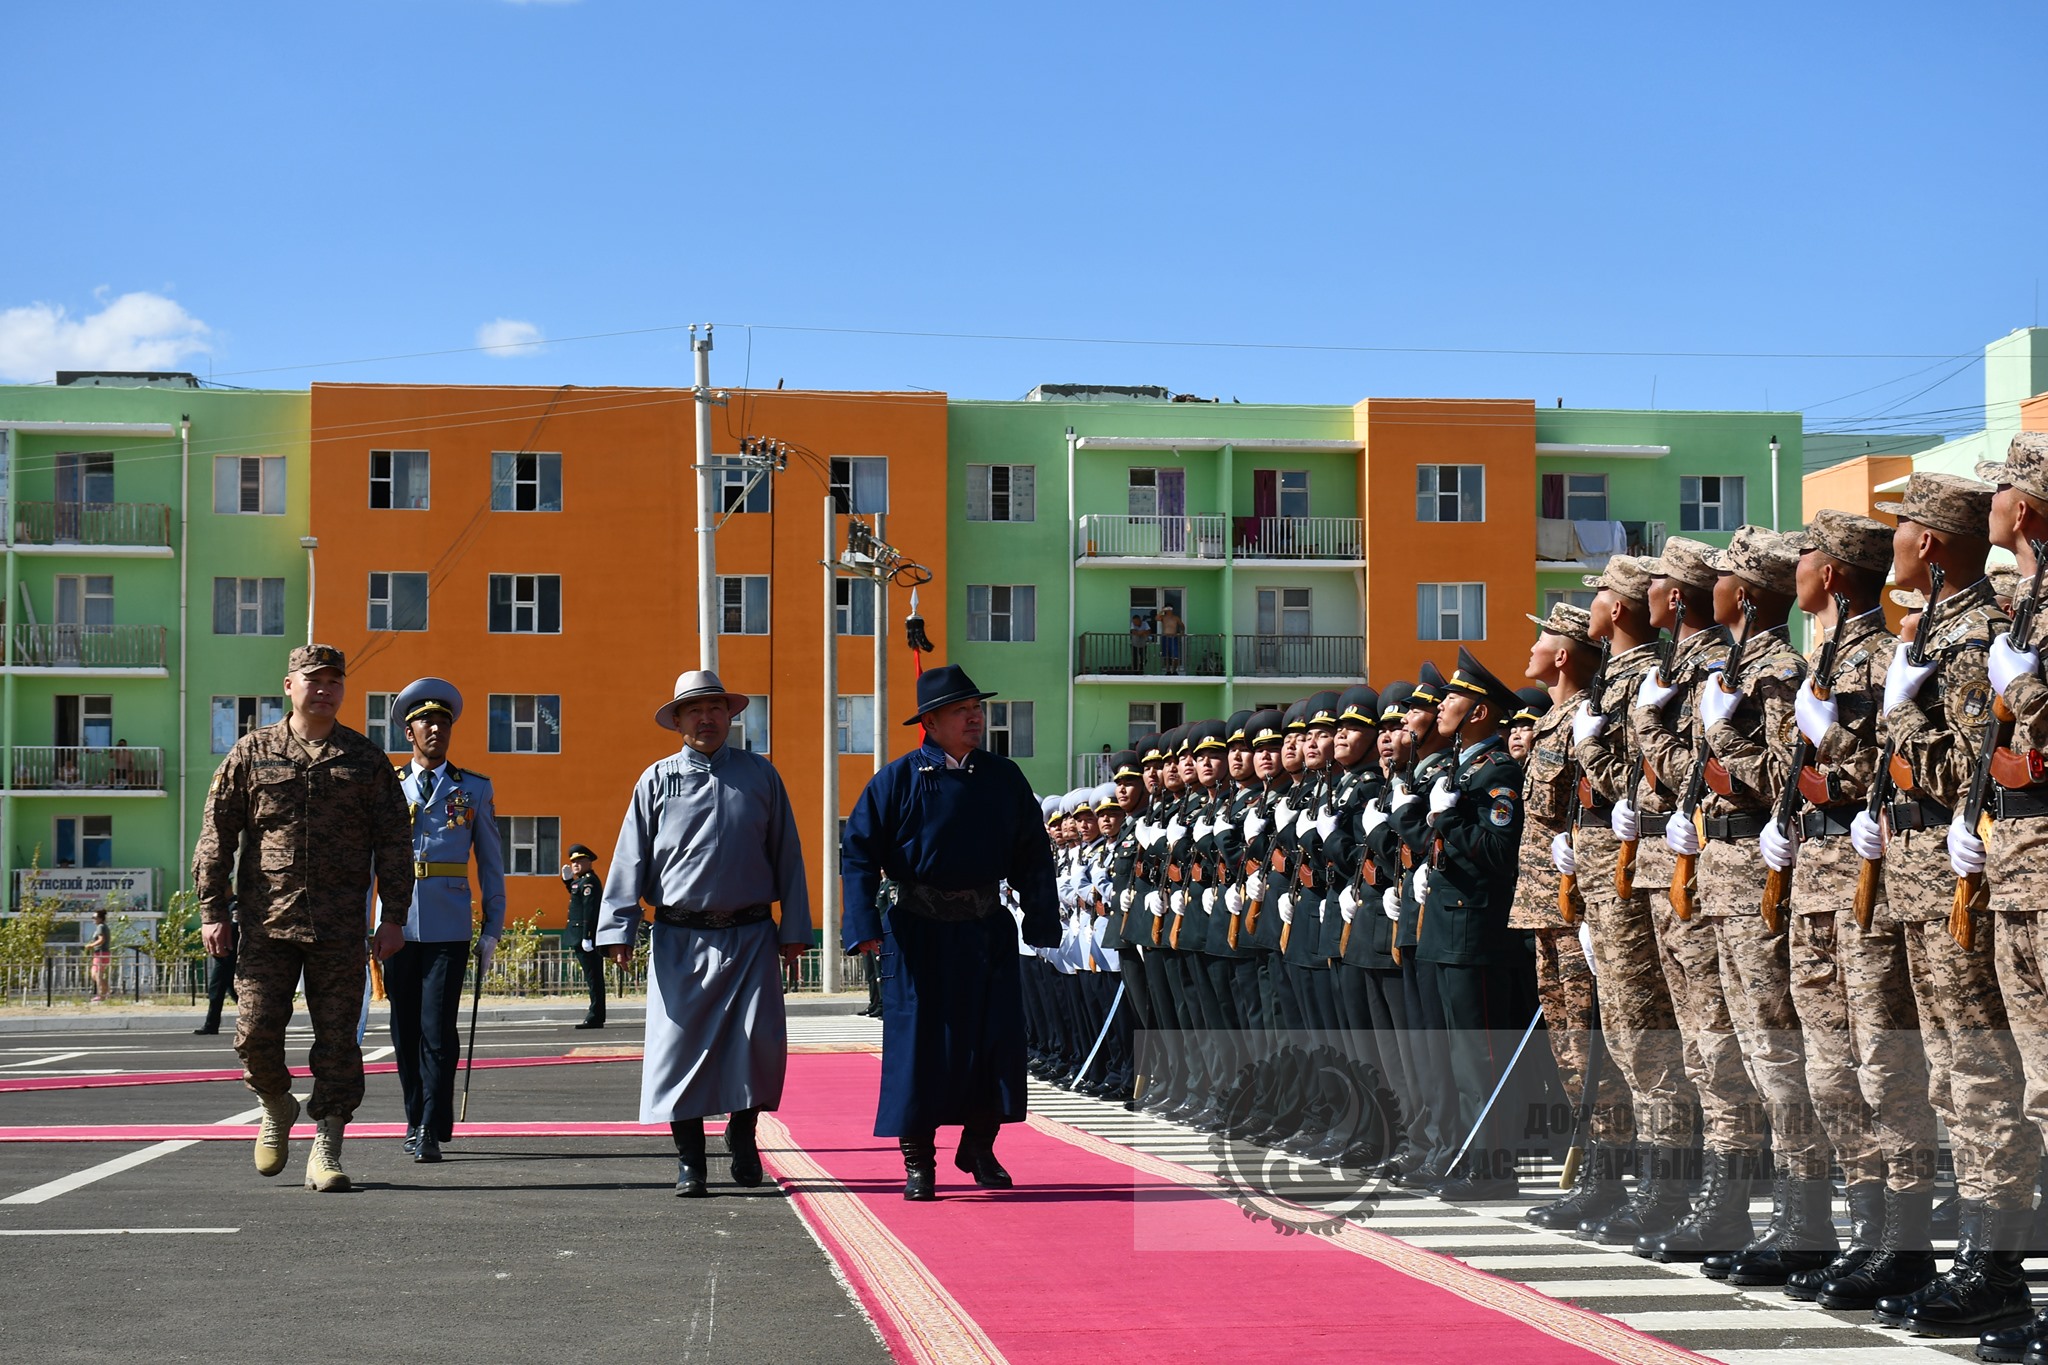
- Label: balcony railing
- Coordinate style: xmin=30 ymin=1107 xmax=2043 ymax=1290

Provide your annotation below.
xmin=1232 ymin=634 xmax=1365 ymax=679
xmin=1078 ymin=632 xmax=1226 ymax=677
xmin=1233 ymin=516 xmax=1363 ymax=559
xmin=13 ymin=501 xmax=173 ymax=549
xmin=1073 ymin=751 xmax=1121 ymax=786
xmin=1077 ymin=514 xmax=1228 ymax=560
xmin=9 ymin=624 xmax=168 ymax=669
xmin=11 ymin=745 xmax=165 ymax=791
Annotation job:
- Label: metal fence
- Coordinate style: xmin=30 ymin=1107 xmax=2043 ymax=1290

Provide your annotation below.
xmin=12 ymin=745 xmax=166 ymax=791
xmin=1076 ymin=514 xmax=1228 ymax=560
xmin=13 ymin=500 xmax=173 ymax=548
xmin=1077 ymin=631 xmax=1226 ymax=677
xmin=1230 ymin=633 xmax=1365 ymax=678
xmin=1234 ymin=515 xmax=1363 ymax=559
xmin=9 ymin=623 xmax=168 ymax=669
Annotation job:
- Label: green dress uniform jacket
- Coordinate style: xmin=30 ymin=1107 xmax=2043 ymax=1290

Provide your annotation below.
xmin=1416 ymin=739 xmax=1525 ymax=967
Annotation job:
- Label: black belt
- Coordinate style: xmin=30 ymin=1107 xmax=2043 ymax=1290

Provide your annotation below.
xmin=1799 ymin=806 xmax=1858 ymax=839
xmin=1576 ymin=805 xmax=1614 ymax=829
xmin=1889 ymin=796 xmax=1952 ymax=832
xmin=654 ymin=903 xmax=771 ymax=930
xmin=895 ymin=882 xmax=1002 ymax=922
xmin=1702 ymin=811 xmax=1766 ymax=842
xmin=1995 ymin=787 xmax=2048 ymax=820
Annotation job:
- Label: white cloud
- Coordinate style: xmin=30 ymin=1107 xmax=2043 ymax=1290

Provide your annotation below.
xmin=476 ymin=318 xmax=545 ymax=357
xmin=0 ymin=291 xmax=211 ymax=384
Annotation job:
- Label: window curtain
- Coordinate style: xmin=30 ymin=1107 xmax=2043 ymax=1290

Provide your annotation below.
xmin=1252 ymin=469 xmax=1277 ymax=520
xmin=1540 ymin=472 xmax=1565 ymax=520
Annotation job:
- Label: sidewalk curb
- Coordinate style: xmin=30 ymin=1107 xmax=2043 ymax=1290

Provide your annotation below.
xmin=0 ymin=994 xmax=869 ymax=1034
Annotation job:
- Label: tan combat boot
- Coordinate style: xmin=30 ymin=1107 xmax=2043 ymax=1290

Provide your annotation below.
xmin=253 ymin=1091 xmax=300 ymax=1177
xmin=303 ymin=1116 xmax=351 ymax=1193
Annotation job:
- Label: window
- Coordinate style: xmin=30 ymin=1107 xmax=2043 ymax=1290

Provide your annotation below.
xmin=1680 ymin=475 xmax=1745 ymax=533
xmin=1128 ymin=468 xmax=1158 ymax=516
xmin=1542 ymin=589 xmax=1597 ymax=613
xmin=1277 ymin=470 xmax=1310 ymax=518
xmin=368 ymin=572 xmax=429 ymax=632
xmin=1127 ymin=702 xmax=1184 ymax=746
xmin=487 ymin=574 xmax=562 ymax=634
xmin=829 ymin=456 xmax=888 ymax=514
xmin=984 ymin=700 xmax=1034 ymax=758
xmin=1128 ymin=586 xmax=1185 ymax=628
xmin=494 ymin=816 xmax=561 ymax=877
xmin=491 ymin=451 xmax=563 ymax=512
xmin=212 ymin=577 xmax=285 ymax=636
xmin=488 ymin=694 xmax=562 ymax=753
xmin=1565 ymin=473 xmax=1607 ymax=521
xmin=364 ymin=693 xmax=405 ymax=752
xmin=834 ymin=578 xmax=875 ymax=636
xmin=716 ymin=457 xmax=771 ymax=514
xmin=55 ymin=695 xmax=113 ymax=749
xmin=731 ymin=696 xmax=771 ymax=755
xmin=967 ymin=585 xmax=1036 ymax=642
xmin=1417 ymin=582 xmax=1487 ymax=641
xmin=718 ymin=575 xmax=769 ymax=634
xmin=1416 ymin=465 xmax=1485 ymax=523
xmin=54 ymin=814 xmax=114 ymax=869
xmin=966 ymin=464 xmax=1036 ymax=522
xmin=212 ymin=456 xmax=286 ymax=515
xmin=836 ymin=695 xmax=874 ymax=754
xmin=211 ymin=695 xmax=285 ymax=753
xmin=57 ymin=452 xmax=114 ymax=506
xmin=1255 ymin=587 xmax=1312 ymax=636
xmin=369 ymin=450 xmax=431 ymax=509
xmin=54 ymin=575 xmax=113 ymax=627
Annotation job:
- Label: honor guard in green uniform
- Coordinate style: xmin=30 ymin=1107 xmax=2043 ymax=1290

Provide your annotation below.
xmin=562 ymin=843 xmax=606 ymax=1029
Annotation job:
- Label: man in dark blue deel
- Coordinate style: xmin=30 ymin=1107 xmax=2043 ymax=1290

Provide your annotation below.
xmin=842 ymin=663 xmax=1061 ymax=1200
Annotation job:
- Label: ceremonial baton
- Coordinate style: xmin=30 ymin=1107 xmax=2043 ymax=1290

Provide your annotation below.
xmin=459 ymin=943 xmax=484 ymax=1122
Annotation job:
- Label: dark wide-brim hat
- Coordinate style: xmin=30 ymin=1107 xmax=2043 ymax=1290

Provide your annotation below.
xmin=905 ymin=662 xmax=998 ymax=726
xmin=655 ymin=669 xmax=750 ymax=731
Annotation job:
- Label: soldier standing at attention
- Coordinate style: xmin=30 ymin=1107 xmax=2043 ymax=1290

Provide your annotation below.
xmin=562 ymin=844 xmax=606 ymax=1029
xmin=382 ymin=678 xmax=505 ymax=1164
xmin=193 ymin=644 xmax=413 ymax=1192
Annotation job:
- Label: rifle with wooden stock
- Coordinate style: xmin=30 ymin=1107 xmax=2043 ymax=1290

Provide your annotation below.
xmin=1759 ymin=592 xmax=1851 ymax=932
xmin=1856 ymin=564 xmax=1947 ymax=926
xmin=1617 ymin=604 xmax=1682 ymax=898
xmin=1560 ymin=639 xmax=1612 ymax=925
xmin=1952 ymin=541 xmax=2048 ymax=948
xmin=1668 ymin=598 xmax=1755 ymax=920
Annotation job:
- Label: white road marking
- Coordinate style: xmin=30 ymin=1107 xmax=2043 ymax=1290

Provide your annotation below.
xmin=1 ymin=1102 xmax=268 ymax=1205
xmin=362 ymin=1046 xmax=395 ymax=1062
xmin=0 ymin=1227 xmax=238 ymax=1236
xmin=1611 ymin=1309 xmax=1821 ymax=1331
xmin=1521 ymin=1278 xmax=1733 ymax=1298
xmin=1 ymin=1051 xmax=91 ymax=1068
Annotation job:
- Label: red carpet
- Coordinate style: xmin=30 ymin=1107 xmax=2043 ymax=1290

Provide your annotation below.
xmin=0 ymin=1053 xmax=634 ymax=1094
xmin=761 ymin=1053 xmax=1703 ymax=1365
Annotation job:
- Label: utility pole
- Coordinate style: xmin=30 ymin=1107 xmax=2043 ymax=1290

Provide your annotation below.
xmin=692 ymin=324 xmax=717 ymax=671
xmin=873 ymin=513 xmax=887 ymax=776
xmin=820 ymin=496 xmax=841 ymax=994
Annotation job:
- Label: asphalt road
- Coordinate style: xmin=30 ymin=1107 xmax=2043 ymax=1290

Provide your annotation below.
xmin=0 ymin=1022 xmax=891 ymax=1365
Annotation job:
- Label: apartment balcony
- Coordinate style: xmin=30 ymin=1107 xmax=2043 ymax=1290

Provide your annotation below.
xmin=1232 ymin=633 xmax=1365 ymax=680
xmin=10 ymin=745 xmax=166 ymax=797
xmin=1535 ymin=517 xmax=1666 ymax=571
xmin=12 ymin=501 xmax=175 ymax=557
xmin=1077 ymin=632 xmax=1227 ymax=680
xmin=1074 ymin=632 xmax=1366 ymax=686
xmin=1076 ymin=514 xmax=1228 ymax=564
xmin=1075 ymin=514 xmax=1365 ymax=566
xmin=6 ymin=624 xmax=169 ymax=677
xmin=1231 ymin=516 xmax=1363 ymax=563
xmin=1073 ymin=751 xmax=1123 ymax=786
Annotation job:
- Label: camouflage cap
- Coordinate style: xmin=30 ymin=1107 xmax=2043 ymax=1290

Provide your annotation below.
xmin=1974 ymin=431 xmax=2048 ymax=503
xmin=1890 ymin=587 xmax=1926 ymax=611
xmin=1874 ymin=470 xmax=1995 ymax=538
xmin=1582 ymin=554 xmax=1650 ymax=602
xmin=1523 ymin=600 xmax=1595 ymax=645
xmin=1991 ymin=563 xmax=2020 ymax=606
xmin=1705 ymin=525 xmax=1799 ymax=597
xmin=288 ymin=643 xmax=346 ymax=676
xmin=1790 ymin=508 xmax=1894 ymax=575
xmin=1645 ymin=535 xmax=1718 ymax=593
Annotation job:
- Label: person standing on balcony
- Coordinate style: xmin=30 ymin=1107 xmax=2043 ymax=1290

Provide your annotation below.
xmin=1156 ymin=604 xmax=1184 ymax=676
xmin=561 ymin=844 xmax=606 ymax=1030
xmin=1128 ymin=613 xmax=1152 ymax=675
xmin=380 ymin=678 xmax=506 ymax=1165
xmin=597 ymin=670 xmax=811 ymax=1198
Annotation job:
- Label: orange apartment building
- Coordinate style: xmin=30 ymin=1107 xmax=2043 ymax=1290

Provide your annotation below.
xmin=308 ymin=383 xmax=948 ymax=932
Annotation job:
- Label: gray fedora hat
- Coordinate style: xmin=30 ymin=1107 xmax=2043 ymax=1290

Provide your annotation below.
xmin=654 ymin=669 xmax=750 ymax=731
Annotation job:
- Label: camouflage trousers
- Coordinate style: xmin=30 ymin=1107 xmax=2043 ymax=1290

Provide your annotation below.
xmin=1578 ymin=827 xmax=1695 ymax=1149
xmin=234 ymin=930 xmax=369 ymax=1121
xmin=1702 ymin=839 xmax=1828 ymax=1177
xmin=1994 ymin=910 xmax=2048 ymax=1178
xmin=1531 ymin=925 xmax=1635 ymax=1146
xmin=1650 ymin=880 xmax=1764 ymax=1154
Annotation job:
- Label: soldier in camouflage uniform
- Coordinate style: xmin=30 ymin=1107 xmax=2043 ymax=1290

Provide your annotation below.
xmin=1866 ymin=471 xmax=2032 ymax=1339
xmin=194 ymin=644 xmax=414 ymax=1192
xmin=1572 ymin=555 xmax=1699 ymax=1248
xmin=1523 ymin=603 xmax=1637 ymax=1229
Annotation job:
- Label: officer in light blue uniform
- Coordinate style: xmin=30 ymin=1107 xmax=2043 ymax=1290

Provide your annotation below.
xmin=381 ymin=677 xmax=506 ymax=1163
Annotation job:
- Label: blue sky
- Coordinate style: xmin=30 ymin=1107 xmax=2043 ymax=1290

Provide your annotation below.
xmin=7 ymin=1 xmax=2045 ymax=438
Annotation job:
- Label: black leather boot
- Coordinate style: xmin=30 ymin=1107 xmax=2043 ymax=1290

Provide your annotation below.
xmin=1980 ymin=1308 xmax=2048 ymax=1365
xmin=1818 ymin=1185 xmax=1936 ymax=1310
xmin=1585 ymin=1145 xmax=1695 ymax=1246
xmin=672 ymin=1119 xmax=708 ymax=1198
xmin=1528 ymin=1142 xmax=1630 ymax=1231
xmin=1725 ymin=1175 xmax=1840 ymax=1286
xmin=726 ymin=1108 xmax=763 ymax=1188
xmin=1881 ymin=1202 xmax=2031 ymax=1336
xmin=1432 ymin=1147 xmax=1521 ymax=1203
xmin=954 ymin=1124 xmax=1013 ymax=1188
xmin=1639 ymin=1148 xmax=1754 ymax=1262
xmin=1704 ymin=1171 xmax=1785 ymax=1280
xmin=901 ymin=1134 xmax=938 ymax=1201
xmin=1787 ymin=1181 xmax=1882 ymax=1301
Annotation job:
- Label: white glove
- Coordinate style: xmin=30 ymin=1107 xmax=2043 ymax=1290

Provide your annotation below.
xmin=1246 ymin=870 xmax=1268 ymax=903
xmin=1315 ymin=809 xmax=1338 ymax=840
xmin=1273 ymin=798 xmax=1297 ymax=830
xmin=1382 ymin=887 xmax=1400 ymax=920
xmin=1882 ymin=654 xmax=1938 ymax=715
xmin=1550 ymin=830 xmax=1577 ymax=876
xmin=1578 ymin=920 xmax=1598 ymax=976
xmin=1362 ymin=801 xmax=1389 ymax=836
xmin=1224 ymin=885 xmax=1244 ymax=918
xmin=1948 ymin=818 xmax=1987 ymax=878
xmin=1202 ymin=886 xmax=1220 ymax=914
xmin=475 ymin=935 xmax=498 ymax=977
xmin=1119 ymin=886 xmax=1137 ymax=915
xmin=1243 ymin=809 xmax=1269 ymax=841
xmin=1699 ymin=677 xmax=1741 ymax=729
xmin=1338 ymin=884 xmax=1360 ymax=922
xmin=1610 ymin=799 xmax=1640 ymax=842
xmin=1794 ymin=679 xmax=1838 ymax=747
xmin=1413 ymin=865 xmax=1434 ymax=901
xmin=1635 ymin=671 xmax=1679 ymax=710
xmin=1850 ymin=809 xmax=1886 ymax=861
xmin=1664 ymin=813 xmax=1701 ymax=856
xmin=1571 ymin=701 xmax=1606 ymax=746
xmin=1146 ymin=890 xmax=1165 ymax=919
xmin=1166 ymin=816 xmax=1187 ymax=847
xmin=1758 ymin=820 xmax=1798 ymax=873
xmin=1990 ymin=635 xmax=2041 ymax=699
xmin=1169 ymin=889 xmax=1188 ymax=917
xmin=1390 ymin=782 xmax=1419 ymax=811
xmin=1277 ymin=891 xmax=1295 ymax=925
xmin=1427 ymin=777 xmax=1459 ymax=818
xmin=579 ymin=938 xmax=594 ymax=953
